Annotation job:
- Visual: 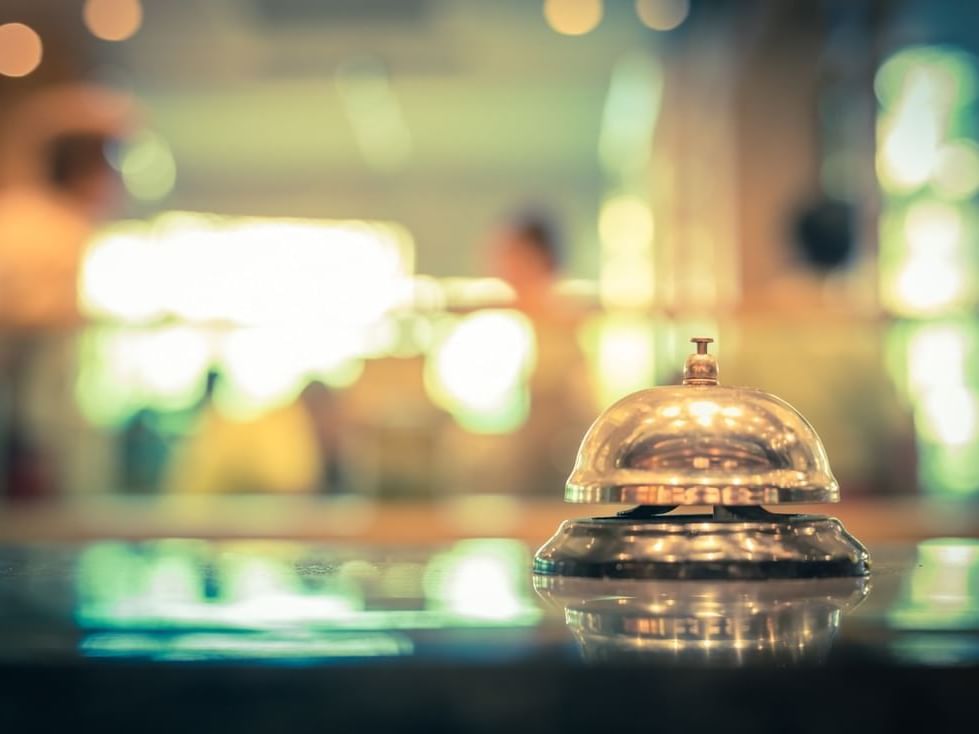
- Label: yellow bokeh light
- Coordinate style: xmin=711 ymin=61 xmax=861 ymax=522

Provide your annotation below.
xmin=543 ymin=0 xmax=603 ymax=37
xmin=599 ymin=195 xmax=654 ymax=252
xmin=636 ymin=0 xmax=690 ymax=31
xmin=0 ymin=23 xmax=43 ymax=78
xmin=904 ymin=201 xmax=961 ymax=256
xmin=83 ymin=0 xmax=143 ymax=42
xmin=590 ymin=316 xmax=655 ymax=405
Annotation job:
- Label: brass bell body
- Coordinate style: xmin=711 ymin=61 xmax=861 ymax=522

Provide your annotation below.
xmin=534 ymin=338 xmax=871 ymax=580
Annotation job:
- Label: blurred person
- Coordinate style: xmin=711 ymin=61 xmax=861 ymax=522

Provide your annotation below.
xmin=0 ymin=86 xmax=132 ymax=324
xmin=298 ymin=380 xmax=348 ymax=494
xmin=0 ymin=85 xmax=133 ymax=498
xmin=759 ymin=197 xmax=875 ymax=315
xmin=487 ymin=211 xmax=579 ymax=325
xmin=165 ymin=371 xmax=322 ymax=495
xmin=724 ymin=195 xmax=916 ymax=495
xmin=439 ymin=211 xmax=593 ymax=496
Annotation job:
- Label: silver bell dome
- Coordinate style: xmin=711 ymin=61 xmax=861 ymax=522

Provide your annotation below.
xmin=566 ymin=338 xmax=839 ymax=506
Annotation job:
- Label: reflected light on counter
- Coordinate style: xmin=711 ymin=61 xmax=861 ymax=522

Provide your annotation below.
xmin=635 ymin=0 xmax=689 ymax=31
xmin=120 ymin=131 xmax=177 ymax=201
xmin=83 ymin=0 xmax=143 ymax=42
xmin=425 ymin=540 xmax=539 ymax=623
xmin=0 ymin=23 xmax=43 ymax=78
xmin=543 ymin=0 xmax=603 ymax=36
xmin=82 ymin=631 xmax=411 ymax=662
xmin=889 ymin=539 xmax=979 ymax=630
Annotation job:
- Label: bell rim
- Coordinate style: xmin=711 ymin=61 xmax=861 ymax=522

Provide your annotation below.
xmin=532 ymin=513 xmax=871 ymax=580
xmin=564 ymin=481 xmax=840 ymax=505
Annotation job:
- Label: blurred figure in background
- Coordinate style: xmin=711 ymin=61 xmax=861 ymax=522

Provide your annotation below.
xmin=438 ymin=210 xmax=593 ymax=496
xmin=487 ymin=212 xmax=581 ymax=327
xmin=725 ymin=195 xmax=916 ymax=495
xmin=0 ymin=85 xmax=132 ymax=498
xmin=165 ymin=371 xmax=322 ymax=495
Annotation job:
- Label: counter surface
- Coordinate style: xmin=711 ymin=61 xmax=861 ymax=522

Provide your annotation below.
xmin=1 ymin=538 xmax=977 ymax=731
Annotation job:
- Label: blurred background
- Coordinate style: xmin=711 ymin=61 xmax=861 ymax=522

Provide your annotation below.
xmin=1 ymin=0 xmax=978 ymax=543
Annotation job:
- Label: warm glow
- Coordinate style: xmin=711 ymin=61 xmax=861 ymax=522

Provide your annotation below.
xmin=599 ymin=195 xmax=655 ymax=252
xmin=590 ymin=317 xmax=655 ymax=405
xmin=543 ymin=0 xmax=603 ymax=37
xmin=81 ymin=212 xmax=414 ymax=327
xmin=636 ymin=0 xmax=689 ymax=31
xmin=424 ymin=311 xmax=535 ymax=433
xmin=0 ymin=23 xmax=43 ymax=78
xmin=83 ymin=0 xmax=143 ymax=42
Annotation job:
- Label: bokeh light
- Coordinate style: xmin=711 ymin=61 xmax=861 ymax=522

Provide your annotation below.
xmin=120 ymin=132 xmax=177 ymax=201
xmin=543 ymin=0 xmax=603 ymax=37
xmin=424 ymin=540 xmax=539 ymax=623
xmin=80 ymin=212 xmax=414 ymax=327
xmin=587 ymin=316 xmax=656 ymax=405
xmin=932 ymin=140 xmax=979 ymax=199
xmin=83 ymin=0 xmax=143 ymax=42
xmin=0 ymin=23 xmax=43 ymax=78
xmin=917 ymin=386 xmax=979 ymax=446
xmin=424 ymin=310 xmax=536 ymax=434
xmin=889 ymin=539 xmax=979 ymax=631
xmin=875 ymin=47 xmax=978 ymax=194
xmin=599 ymin=194 xmax=655 ymax=252
xmin=635 ymin=0 xmax=690 ymax=31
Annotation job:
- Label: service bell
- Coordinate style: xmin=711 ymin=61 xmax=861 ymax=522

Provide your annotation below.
xmin=533 ymin=337 xmax=871 ymax=579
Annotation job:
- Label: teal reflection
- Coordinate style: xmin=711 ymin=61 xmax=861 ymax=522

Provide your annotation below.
xmin=74 ymin=539 xmax=541 ymax=659
xmin=889 ymin=538 xmax=979 ymax=630
xmin=81 ymin=631 xmax=412 ymax=663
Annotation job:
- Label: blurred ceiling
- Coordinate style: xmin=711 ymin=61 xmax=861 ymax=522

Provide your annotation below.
xmin=101 ymin=0 xmax=654 ymax=183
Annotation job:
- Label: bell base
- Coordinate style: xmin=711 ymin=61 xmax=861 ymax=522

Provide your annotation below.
xmin=533 ymin=509 xmax=871 ymax=580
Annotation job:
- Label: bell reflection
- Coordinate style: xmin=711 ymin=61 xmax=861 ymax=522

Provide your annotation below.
xmin=535 ymin=575 xmax=868 ymax=665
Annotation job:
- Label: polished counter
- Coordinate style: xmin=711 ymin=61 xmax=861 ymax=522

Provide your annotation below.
xmin=1 ymin=533 xmax=978 ymax=731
